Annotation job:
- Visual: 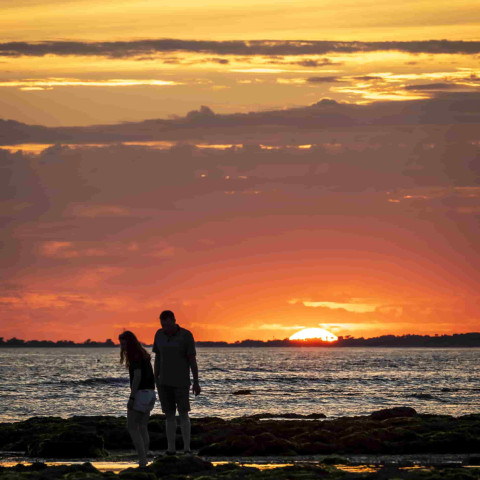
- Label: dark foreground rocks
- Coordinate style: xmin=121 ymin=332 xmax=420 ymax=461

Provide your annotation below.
xmin=1 ymin=456 xmax=480 ymax=480
xmin=1 ymin=408 xmax=479 ymax=458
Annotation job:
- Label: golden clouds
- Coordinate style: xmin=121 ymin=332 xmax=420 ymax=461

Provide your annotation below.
xmin=0 ymin=78 xmax=181 ymax=91
xmin=2 ymin=1 xmax=480 ymax=41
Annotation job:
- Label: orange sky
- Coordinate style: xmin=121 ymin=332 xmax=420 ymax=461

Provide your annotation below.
xmin=0 ymin=0 xmax=479 ymax=342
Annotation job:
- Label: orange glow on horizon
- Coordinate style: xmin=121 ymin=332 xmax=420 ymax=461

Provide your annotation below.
xmin=289 ymin=328 xmax=338 ymax=342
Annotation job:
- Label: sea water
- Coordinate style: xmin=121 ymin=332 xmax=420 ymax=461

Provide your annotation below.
xmin=0 ymin=347 xmax=478 ymax=422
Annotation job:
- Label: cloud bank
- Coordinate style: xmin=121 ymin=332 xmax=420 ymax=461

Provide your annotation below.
xmin=1 ymin=39 xmax=480 ymax=58
xmin=1 ymin=92 xmax=480 ymax=146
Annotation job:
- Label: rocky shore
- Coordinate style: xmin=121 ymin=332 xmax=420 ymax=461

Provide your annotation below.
xmin=1 ymin=407 xmax=479 ymax=459
xmin=1 ymin=455 xmax=480 ymax=480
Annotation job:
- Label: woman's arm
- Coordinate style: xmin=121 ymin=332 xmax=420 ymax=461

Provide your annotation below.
xmin=131 ymin=369 xmax=141 ymax=396
xmin=127 ymin=369 xmax=141 ymax=409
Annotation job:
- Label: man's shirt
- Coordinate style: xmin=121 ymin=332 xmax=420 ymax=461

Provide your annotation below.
xmin=153 ymin=326 xmax=196 ymax=387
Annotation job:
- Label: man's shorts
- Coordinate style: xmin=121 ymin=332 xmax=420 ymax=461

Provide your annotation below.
xmin=158 ymin=385 xmax=190 ymax=414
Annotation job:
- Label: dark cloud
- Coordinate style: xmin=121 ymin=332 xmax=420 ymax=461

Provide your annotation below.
xmin=404 ymin=83 xmax=460 ymax=90
xmin=294 ymin=58 xmax=340 ymax=67
xmin=1 ymin=39 xmax=480 ymax=58
xmin=307 ymin=76 xmax=342 ymax=83
xmin=266 ymin=57 xmax=342 ymax=67
xmin=2 ymin=92 xmax=480 ymax=146
xmin=353 ymin=75 xmax=383 ymax=80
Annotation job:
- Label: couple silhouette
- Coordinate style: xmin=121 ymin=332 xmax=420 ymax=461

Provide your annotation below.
xmin=119 ymin=310 xmax=200 ymax=467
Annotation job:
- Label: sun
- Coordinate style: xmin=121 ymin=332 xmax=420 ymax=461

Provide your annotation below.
xmin=289 ymin=328 xmax=338 ymax=342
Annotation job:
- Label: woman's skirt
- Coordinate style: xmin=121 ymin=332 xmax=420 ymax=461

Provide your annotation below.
xmin=133 ymin=389 xmax=156 ymax=413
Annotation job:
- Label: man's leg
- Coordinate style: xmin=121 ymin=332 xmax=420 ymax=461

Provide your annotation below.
xmin=165 ymin=412 xmax=177 ymax=453
xmin=158 ymin=385 xmax=178 ymax=453
xmin=178 ymin=411 xmax=191 ymax=452
xmin=176 ymin=386 xmax=192 ymax=453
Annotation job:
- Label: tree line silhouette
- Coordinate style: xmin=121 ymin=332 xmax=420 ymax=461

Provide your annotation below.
xmin=1 ymin=333 xmax=479 ymax=348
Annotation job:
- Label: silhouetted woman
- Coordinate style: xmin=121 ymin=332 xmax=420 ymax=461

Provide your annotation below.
xmin=119 ymin=331 xmax=156 ymax=468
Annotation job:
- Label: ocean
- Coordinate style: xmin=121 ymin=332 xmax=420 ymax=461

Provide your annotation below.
xmin=0 ymin=347 xmax=478 ymax=422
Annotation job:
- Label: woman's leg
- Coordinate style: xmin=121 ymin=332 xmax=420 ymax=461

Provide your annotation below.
xmin=139 ymin=411 xmax=150 ymax=456
xmin=127 ymin=409 xmax=147 ymax=467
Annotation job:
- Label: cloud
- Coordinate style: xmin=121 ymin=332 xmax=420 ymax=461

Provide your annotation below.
xmin=306 ymin=76 xmax=342 ymax=83
xmin=1 ymin=40 xmax=480 ymax=58
xmin=0 ymin=291 xmax=134 ymax=311
xmin=0 ymin=78 xmax=181 ymax=90
xmin=3 ymin=92 xmax=480 ymax=146
xmin=404 ymin=83 xmax=463 ymax=90
xmin=289 ymin=299 xmax=378 ymax=313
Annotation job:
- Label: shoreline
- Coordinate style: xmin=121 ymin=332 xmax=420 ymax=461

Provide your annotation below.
xmin=1 ymin=409 xmax=479 ymax=479
xmin=1 ymin=454 xmax=480 ymax=480
xmin=1 ymin=408 xmax=479 ymax=458
xmin=2 ymin=452 xmax=479 ymax=467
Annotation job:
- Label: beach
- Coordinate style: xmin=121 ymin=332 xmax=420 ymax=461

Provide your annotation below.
xmin=1 ymin=408 xmax=480 ymax=479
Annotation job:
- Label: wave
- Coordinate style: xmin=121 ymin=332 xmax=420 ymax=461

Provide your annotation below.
xmin=43 ymin=377 xmax=130 ymax=386
xmin=407 ymin=393 xmax=447 ymax=402
xmin=76 ymin=377 xmax=129 ymax=386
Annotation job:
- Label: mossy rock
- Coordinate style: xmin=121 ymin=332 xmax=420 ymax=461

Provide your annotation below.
xmin=245 ymin=432 xmax=297 ymax=456
xmin=337 ymin=432 xmax=383 ymax=453
xmin=198 ymin=434 xmax=255 ymax=455
xmin=118 ymin=468 xmax=157 ymax=480
xmin=370 ymin=407 xmax=417 ymax=421
xmin=148 ymin=455 xmax=213 ymax=476
xmin=295 ymin=441 xmax=336 ymax=455
xmin=27 ymin=430 xmax=106 ymax=458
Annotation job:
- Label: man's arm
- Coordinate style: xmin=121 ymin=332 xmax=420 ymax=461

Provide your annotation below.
xmin=154 ymin=354 xmax=161 ymax=388
xmin=188 ymin=354 xmax=201 ymax=396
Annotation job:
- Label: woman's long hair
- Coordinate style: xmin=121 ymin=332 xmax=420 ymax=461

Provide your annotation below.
xmin=119 ymin=330 xmax=151 ymax=368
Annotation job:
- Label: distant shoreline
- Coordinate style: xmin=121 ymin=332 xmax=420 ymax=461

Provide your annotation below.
xmin=1 ymin=333 xmax=479 ymax=348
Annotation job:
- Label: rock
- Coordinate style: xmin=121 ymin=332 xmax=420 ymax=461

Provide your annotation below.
xmin=337 ymin=432 xmax=383 ymax=453
xmin=296 ymin=441 xmax=336 ymax=455
xmin=148 ymin=454 xmax=214 ymax=476
xmin=246 ymin=432 xmax=297 ymax=456
xmin=463 ymin=455 xmax=480 ymax=466
xmin=27 ymin=429 xmax=106 ymax=458
xmin=7 ymin=462 xmax=102 ymax=479
xmin=320 ymin=455 xmax=350 ymax=465
xmin=102 ymin=426 xmax=132 ymax=449
xmin=306 ymin=413 xmax=327 ymax=419
xmin=370 ymin=407 xmax=417 ymax=421
xmin=198 ymin=434 xmax=255 ymax=455
xmin=232 ymin=389 xmax=252 ymax=395
xmin=119 ymin=468 xmax=157 ymax=480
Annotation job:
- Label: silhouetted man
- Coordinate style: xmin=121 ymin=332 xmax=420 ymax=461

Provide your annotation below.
xmin=153 ymin=310 xmax=201 ymax=454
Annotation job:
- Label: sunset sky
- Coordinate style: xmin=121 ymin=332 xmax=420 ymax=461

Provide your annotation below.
xmin=1 ymin=0 xmax=479 ymax=342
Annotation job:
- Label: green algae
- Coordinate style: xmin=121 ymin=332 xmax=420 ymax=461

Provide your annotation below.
xmin=1 ymin=409 xmax=480 ymax=459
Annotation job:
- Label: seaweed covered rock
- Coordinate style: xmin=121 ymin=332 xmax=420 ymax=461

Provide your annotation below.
xmin=337 ymin=432 xmax=383 ymax=454
xmin=198 ymin=433 xmax=256 ymax=455
xmin=1 ymin=410 xmax=480 ymax=458
xmin=0 ymin=462 xmax=103 ymax=480
xmin=370 ymin=407 xmax=417 ymax=421
xmin=27 ymin=428 xmax=106 ymax=458
xmin=247 ymin=432 xmax=297 ymax=455
xmin=147 ymin=454 xmax=214 ymax=476
xmin=118 ymin=468 xmax=157 ymax=480
xmin=199 ymin=432 xmax=296 ymax=456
